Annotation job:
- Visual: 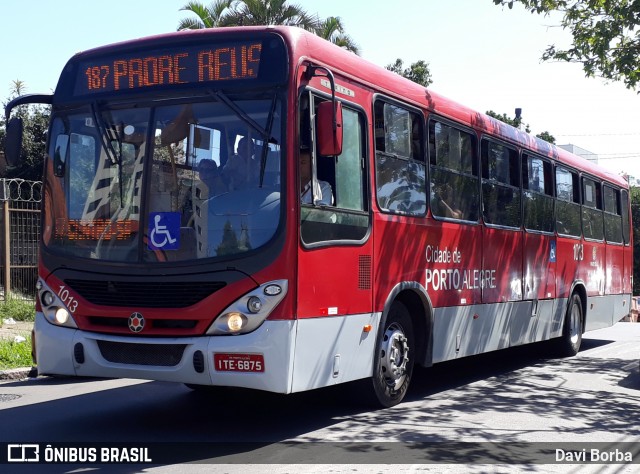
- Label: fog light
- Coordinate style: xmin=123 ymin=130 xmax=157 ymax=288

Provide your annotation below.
xmin=41 ymin=291 xmax=54 ymax=306
xmin=55 ymin=307 xmax=70 ymax=324
xmin=247 ymin=296 xmax=262 ymax=314
xmin=227 ymin=312 xmax=244 ymax=332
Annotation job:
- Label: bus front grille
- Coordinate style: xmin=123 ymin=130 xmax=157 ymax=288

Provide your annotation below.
xmin=65 ymin=280 xmax=226 ymax=308
xmin=97 ymin=340 xmax=187 ymax=366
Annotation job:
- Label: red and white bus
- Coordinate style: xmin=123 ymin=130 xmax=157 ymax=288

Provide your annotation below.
xmin=5 ymin=26 xmax=632 ymax=407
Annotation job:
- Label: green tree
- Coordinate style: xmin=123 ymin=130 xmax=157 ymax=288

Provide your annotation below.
xmin=316 ymin=16 xmax=360 ymax=54
xmin=536 ymin=130 xmax=556 ymax=144
xmin=177 ymin=0 xmax=233 ymax=30
xmin=386 ymin=59 xmax=433 ymax=87
xmin=486 ymin=109 xmax=531 ymax=133
xmin=494 ymin=0 xmax=640 ymax=90
xmin=178 ymin=0 xmax=318 ymax=31
xmin=1 ymin=80 xmax=50 ymax=181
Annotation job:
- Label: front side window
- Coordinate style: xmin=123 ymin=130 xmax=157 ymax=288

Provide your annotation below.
xmin=45 ymin=95 xmax=283 ymax=262
xmin=299 ymin=93 xmax=368 ymax=245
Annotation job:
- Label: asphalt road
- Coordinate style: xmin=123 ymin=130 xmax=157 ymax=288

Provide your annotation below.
xmin=0 ymin=322 xmax=638 ymax=473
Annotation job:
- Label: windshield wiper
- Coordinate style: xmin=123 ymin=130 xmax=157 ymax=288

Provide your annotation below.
xmin=208 ymin=90 xmax=273 ymax=141
xmin=208 ymin=89 xmax=279 ymax=188
xmin=259 ymin=94 xmax=279 ymax=187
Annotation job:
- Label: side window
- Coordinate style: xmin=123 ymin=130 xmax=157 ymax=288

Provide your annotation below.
xmin=481 ymin=140 xmax=520 ymax=228
xmin=582 ymin=177 xmax=603 ymax=241
xmin=603 ymin=185 xmax=623 ymax=244
xmin=621 ymin=189 xmax=630 ymax=245
xmin=374 ymin=100 xmax=426 ymax=215
xmin=555 ymin=167 xmax=581 ymax=237
xmin=522 ymin=154 xmax=554 ymax=233
xmin=429 ymin=120 xmax=478 ymax=221
xmin=300 ymin=93 xmax=368 ymax=245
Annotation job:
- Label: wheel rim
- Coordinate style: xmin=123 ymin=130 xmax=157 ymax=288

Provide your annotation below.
xmin=569 ymin=302 xmax=581 ymax=345
xmin=379 ymin=323 xmax=410 ymax=390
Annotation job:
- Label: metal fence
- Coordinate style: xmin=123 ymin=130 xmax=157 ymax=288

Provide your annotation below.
xmin=0 ymin=178 xmax=42 ymax=301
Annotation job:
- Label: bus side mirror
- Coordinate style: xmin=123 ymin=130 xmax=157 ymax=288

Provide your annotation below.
xmin=4 ymin=117 xmax=24 ymax=168
xmin=317 ymin=101 xmax=343 ymax=156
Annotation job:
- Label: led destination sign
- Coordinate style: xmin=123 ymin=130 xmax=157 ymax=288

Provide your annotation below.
xmin=75 ymin=41 xmax=263 ymax=95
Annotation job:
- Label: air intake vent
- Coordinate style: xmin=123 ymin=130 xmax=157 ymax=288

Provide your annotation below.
xmin=65 ymin=280 xmax=225 ymax=308
xmin=193 ymin=351 xmax=205 ymax=373
xmin=358 ymin=255 xmax=372 ymax=290
xmin=97 ymin=340 xmax=186 ymax=366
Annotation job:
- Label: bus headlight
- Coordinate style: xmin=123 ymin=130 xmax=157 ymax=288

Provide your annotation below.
xmin=207 ymin=280 xmax=288 ymax=335
xmin=37 ymin=279 xmax=78 ymax=329
xmin=55 ymin=307 xmax=70 ymax=324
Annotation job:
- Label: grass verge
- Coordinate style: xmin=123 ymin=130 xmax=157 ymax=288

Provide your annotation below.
xmin=0 ymin=297 xmax=35 ymax=322
xmin=0 ymin=334 xmax=32 ymax=370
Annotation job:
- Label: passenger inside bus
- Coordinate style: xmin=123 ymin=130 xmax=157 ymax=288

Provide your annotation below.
xmin=300 ymin=146 xmax=333 ymax=206
xmin=223 ymin=136 xmax=260 ymax=190
xmin=197 ymin=159 xmax=226 ymax=198
xmin=433 ymin=182 xmax=462 ymax=219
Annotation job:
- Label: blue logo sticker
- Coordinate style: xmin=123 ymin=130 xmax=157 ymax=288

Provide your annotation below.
xmin=550 ymin=240 xmax=557 ymax=263
xmin=148 ymin=212 xmax=180 ymax=250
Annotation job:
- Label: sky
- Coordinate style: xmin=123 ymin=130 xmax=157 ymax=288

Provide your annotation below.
xmin=1 ymin=0 xmax=639 ymax=178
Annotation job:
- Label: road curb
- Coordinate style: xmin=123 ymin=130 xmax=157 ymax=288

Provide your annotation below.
xmin=0 ymin=367 xmax=37 ymax=381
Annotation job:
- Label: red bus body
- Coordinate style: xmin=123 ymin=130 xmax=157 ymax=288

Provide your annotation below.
xmin=12 ymin=26 xmax=630 ymax=407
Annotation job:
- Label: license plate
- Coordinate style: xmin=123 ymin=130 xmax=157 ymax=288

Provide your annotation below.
xmin=214 ymin=353 xmax=264 ymax=372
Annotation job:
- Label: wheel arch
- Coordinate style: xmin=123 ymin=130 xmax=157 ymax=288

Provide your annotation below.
xmin=380 ymin=282 xmax=434 ymax=367
xmin=567 ymin=280 xmax=588 ymax=334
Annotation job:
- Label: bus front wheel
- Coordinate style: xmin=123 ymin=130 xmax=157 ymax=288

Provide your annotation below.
xmin=369 ymin=301 xmax=415 ymax=408
xmin=556 ymin=293 xmax=584 ymax=357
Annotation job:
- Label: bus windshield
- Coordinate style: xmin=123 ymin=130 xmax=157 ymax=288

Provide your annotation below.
xmin=44 ymin=95 xmax=282 ymax=263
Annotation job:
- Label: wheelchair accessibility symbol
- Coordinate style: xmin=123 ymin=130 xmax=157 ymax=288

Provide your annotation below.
xmin=148 ymin=212 xmax=180 ymax=250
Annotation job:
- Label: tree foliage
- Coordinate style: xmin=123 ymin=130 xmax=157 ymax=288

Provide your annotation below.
xmin=494 ymin=0 xmax=640 ymax=90
xmin=486 ymin=109 xmax=532 ymax=133
xmin=536 ymin=130 xmax=556 ymax=144
xmin=385 ymin=59 xmax=433 ymax=87
xmin=178 ymin=1 xmax=360 ymax=53
xmin=1 ymin=80 xmax=50 ymax=180
xmin=486 ymin=110 xmax=557 ymax=143
xmin=179 ymin=0 xmax=317 ymax=31
xmin=316 ymin=16 xmax=360 ymax=54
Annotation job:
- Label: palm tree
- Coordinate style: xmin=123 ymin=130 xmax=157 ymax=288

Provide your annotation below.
xmin=222 ymin=0 xmax=318 ymax=30
xmin=178 ymin=0 xmax=233 ymax=30
xmin=178 ymin=0 xmax=318 ymax=31
xmin=316 ymin=16 xmax=360 ymax=55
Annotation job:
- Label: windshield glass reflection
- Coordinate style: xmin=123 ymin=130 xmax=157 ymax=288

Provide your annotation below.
xmin=45 ymin=97 xmax=282 ymax=263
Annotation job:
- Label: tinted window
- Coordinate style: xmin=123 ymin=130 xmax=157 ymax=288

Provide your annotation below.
xmin=556 ymin=167 xmax=581 ymax=237
xmin=481 ymin=140 xmax=520 ymax=228
xmin=429 ymin=120 xmax=478 ymax=221
xmin=375 ymin=101 xmax=426 ymax=215
xmin=522 ymin=154 xmax=554 ymax=233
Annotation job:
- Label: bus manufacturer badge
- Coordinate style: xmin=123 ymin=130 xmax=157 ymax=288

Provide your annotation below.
xmin=128 ymin=312 xmax=145 ymax=333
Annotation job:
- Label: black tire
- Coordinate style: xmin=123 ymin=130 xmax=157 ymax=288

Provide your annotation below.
xmin=368 ymin=301 xmax=415 ymax=408
xmin=556 ymin=293 xmax=584 ymax=357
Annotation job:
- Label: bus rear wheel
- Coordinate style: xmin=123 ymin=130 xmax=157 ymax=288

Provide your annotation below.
xmin=556 ymin=293 xmax=583 ymax=357
xmin=369 ymin=301 xmax=414 ymax=408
